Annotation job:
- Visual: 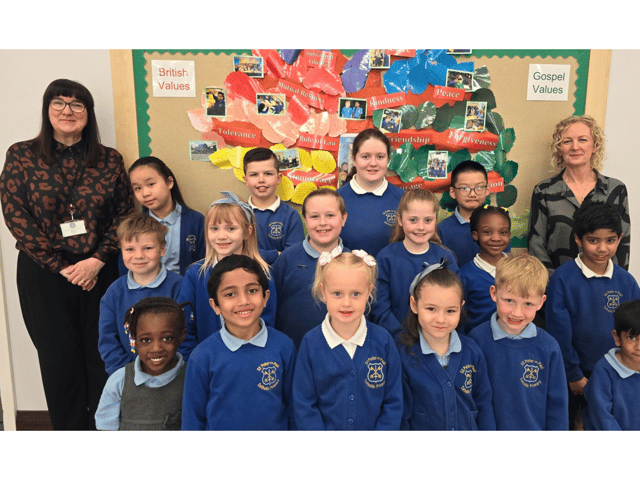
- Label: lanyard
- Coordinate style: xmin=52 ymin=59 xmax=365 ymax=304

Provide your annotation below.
xmin=55 ymin=145 xmax=86 ymax=220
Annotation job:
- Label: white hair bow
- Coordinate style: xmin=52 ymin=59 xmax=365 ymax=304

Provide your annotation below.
xmin=352 ymin=249 xmax=377 ymax=266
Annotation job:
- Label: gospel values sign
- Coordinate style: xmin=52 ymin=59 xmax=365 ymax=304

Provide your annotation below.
xmin=526 ymin=64 xmax=571 ymax=102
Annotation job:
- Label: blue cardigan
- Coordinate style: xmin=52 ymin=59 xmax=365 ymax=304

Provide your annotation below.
xmin=468 ymin=318 xmax=568 ymax=430
xmin=292 ymin=321 xmax=403 ymax=430
xmin=118 ymin=206 xmax=205 ymax=277
xmin=459 ymin=259 xmax=496 ymax=334
xmin=399 ymin=334 xmax=495 ymax=430
xmin=372 ymin=241 xmax=459 ymax=339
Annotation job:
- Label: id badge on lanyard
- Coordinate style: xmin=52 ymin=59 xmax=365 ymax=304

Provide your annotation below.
xmin=60 ymin=203 xmax=87 ymax=237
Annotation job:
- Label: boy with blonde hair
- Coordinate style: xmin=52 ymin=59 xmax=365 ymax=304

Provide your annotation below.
xmin=99 ymin=213 xmax=183 ymax=375
xmin=468 ymin=253 xmax=568 ymax=430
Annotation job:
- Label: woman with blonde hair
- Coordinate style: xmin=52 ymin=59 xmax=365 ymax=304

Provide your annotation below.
xmin=528 ymin=115 xmax=629 ymax=276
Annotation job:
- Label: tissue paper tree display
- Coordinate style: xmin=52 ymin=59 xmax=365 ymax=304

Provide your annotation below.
xmin=187 ymin=49 xmax=518 ymax=210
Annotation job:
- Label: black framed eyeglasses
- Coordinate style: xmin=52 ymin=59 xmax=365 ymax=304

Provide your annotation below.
xmin=453 ymin=185 xmax=488 ymax=196
xmin=50 ymin=98 xmax=86 ymax=113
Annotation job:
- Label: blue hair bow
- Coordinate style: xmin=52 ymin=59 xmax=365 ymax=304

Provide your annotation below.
xmin=210 ymin=191 xmax=253 ymax=222
xmin=408 ymin=258 xmax=449 ymax=296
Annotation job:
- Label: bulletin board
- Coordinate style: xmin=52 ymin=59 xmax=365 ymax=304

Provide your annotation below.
xmin=130 ymin=49 xmax=591 ymax=248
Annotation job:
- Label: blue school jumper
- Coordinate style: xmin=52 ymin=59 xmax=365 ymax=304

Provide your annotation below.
xmin=372 ymin=241 xmax=459 ymax=339
xmin=177 ymin=259 xmax=277 ymax=357
xmin=459 ymin=256 xmax=496 ymax=334
xmin=337 ymin=178 xmax=405 ymax=258
xmin=118 ymin=205 xmax=205 ymax=276
xmin=546 ymin=258 xmax=640 ymax=382
xmin=583 ymin=348 xmax=640 ymax=430
xmin=181 ymin=321 xmax=296 ymax=430
xmin=272 ymin=238 xmax=349 ymax=350
xmin=98 ymin=266 xmax=183 ymax=375
xmin=437 ymin=208 xmax=511 ymax=268
xmin=292 ymin=318 xmax=402 ymax=430
xmin=468 ymin=316 xmax=568 ymax=430
xmin=250 ymin=196 xmax=304 ymax=265
xmin=399 ymin=332 xmax=495 ymax=430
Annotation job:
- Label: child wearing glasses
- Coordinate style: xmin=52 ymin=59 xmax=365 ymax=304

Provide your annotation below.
xmin=437 ymin=161 xmax=510 ymax=268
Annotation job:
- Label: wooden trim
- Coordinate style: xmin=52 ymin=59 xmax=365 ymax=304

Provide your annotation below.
xmin=585 ymin=49 xmax=612 ymax=129
xmin=110 ymin=49 xmax=139 ymax=169
xmin=16 ymin=410 xmax=53 ymax=431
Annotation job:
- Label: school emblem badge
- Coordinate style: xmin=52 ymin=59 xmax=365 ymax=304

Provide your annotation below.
xmin=364 ymin=356 xmax=386 ymax=389
xmin=520 ymin=359 xmax=543 ymax=387
xmin=383 ymin=210 xmax=397 ymax=227
xmin=604 ymin=290 xmax=622 ymax=313
xmin=268 ymin=222 xmax=284 ymax=240
xmin=459 ymin=364 xmax=476 ymax=394
xmin=186 ymin=234 xmax=197 ymax=252
xmin=257 ymin=361 xmax=280 ymax=391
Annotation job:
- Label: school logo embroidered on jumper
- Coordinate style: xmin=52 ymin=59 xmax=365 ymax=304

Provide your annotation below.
xmin=383 ymin=210 xmax=397 ymax=227
xmin=520 ymin=359 xmax=543 ymax=388
xmin=604 ymin=290 xmax=623 ymax=313
xmin=268 ymin=222 xmax=284 ymax=240
xmin=459 ymin=364 xmax=476 ymax=394
xmin=186 ymin=234 xmax=197 ymax=252
xmin=257 ymin=361 xmax=280 ymax=391
xmin=364 ymin=356 xmax=386 ymax=389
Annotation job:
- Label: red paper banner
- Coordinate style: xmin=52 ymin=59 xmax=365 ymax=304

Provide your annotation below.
xmin=296 ymin=133 xmax=340 ymax=152
xmin=432 ymin=85 xmax=466 ymax=103
xmin=367 ymin=92 xmax=406 ymax=111
xmin=215 ymin=125 xmax=261 ymax=146
xmin=447 ymin=129 xmax=499 ymax=151
xmin=285 ymin=169 xmax=338 ymax=188
xmin=487 ymin=170 xmax=504 ymax=193
xmin=300 ymin=50 xmax=337 ymax=71
xmin=275 ymin=79 xmax=324 ymax=109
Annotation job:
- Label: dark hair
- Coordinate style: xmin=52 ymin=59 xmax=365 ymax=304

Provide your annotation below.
xmin=614 ymin=300 xmax=640 ymax=337
xmin=129 ymin=156 xmax=190 ymax=210
xmin=345 ymin=128 xmax=391 ymax=184
xmin=207 ymin=254 xmax=269 ymax=306
xmin=450 ymin=160 xmax=488 ymax=187
xmin=399 ymin=267 xmax=465 ymax=360
xmin=469 ymin=205 xmax=511 ymax=240
xmin=242 ymin=147 xmax=279 ymax=173
xmin=30 ymin=79 xmax=102 ymax=167
xmin=125 ymin=296 xmax=188 ymax=342
xmin=573 ymin=201 xmax=622 ymax=239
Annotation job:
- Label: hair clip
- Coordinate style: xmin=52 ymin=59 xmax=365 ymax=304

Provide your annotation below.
xmin=129 ymin=307 xmax=134 ymax=315
xmin=210 ymin=191 xmax=253 ymax=223
xmin=123 ymin=320 xmax=136 ymax=354
xmin=318 ymin=250 xmax=340 ymax=266
xmin=352 ymin=249 xmax=377 ymax=267
xmin=408 ymin=259 xmax=449 ymax=296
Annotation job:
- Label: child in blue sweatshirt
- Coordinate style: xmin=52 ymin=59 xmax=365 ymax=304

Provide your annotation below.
xmin=243 ymin=147 xmax=304 ymax=265
xmin=98 ymin=214 xmax=183 ymax=375
xmin=399 ymin=263 xmax=495 ymax=430
xmin=124 ymin=156 xmax=205 ymax=276
xmin=546 ymin=201 xmax=640 ymax=430
xmin=584 ymin=299 xmax=640 ymax=430
xmin=373 ymin=188 xmax=458 ymax=340
xmin=459 ymin=205 xmax=511 ymax=334
xmin=468 ymin=253 xmax=568 ymax=430
xmin=293 ymin=251 xmax=402 ymax=430
xmin=181 ymin=254 xmax=296 ymax=430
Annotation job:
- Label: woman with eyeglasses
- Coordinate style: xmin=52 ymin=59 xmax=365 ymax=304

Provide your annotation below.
xmin=0 ymin=79 xmax=134 ymax=430
xmin=528 ymin=115 xmax=630 ymax=278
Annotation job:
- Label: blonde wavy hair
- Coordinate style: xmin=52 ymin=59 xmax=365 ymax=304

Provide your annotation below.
xmin=549 ymin=115 xmax=606 ymax=171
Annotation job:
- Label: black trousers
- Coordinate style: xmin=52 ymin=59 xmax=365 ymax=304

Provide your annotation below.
xmin=16 ymin=251 xmax=118 ymax=430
